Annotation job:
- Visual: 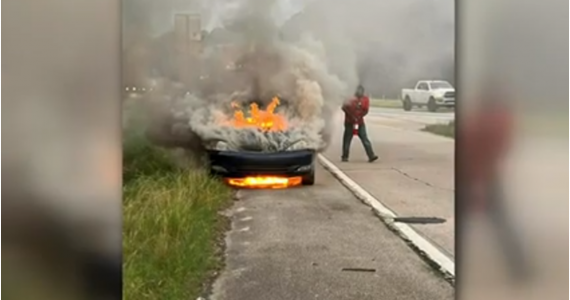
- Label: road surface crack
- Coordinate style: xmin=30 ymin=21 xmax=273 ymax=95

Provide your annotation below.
xmin=390 ymin=167 xmax=454 ymax=192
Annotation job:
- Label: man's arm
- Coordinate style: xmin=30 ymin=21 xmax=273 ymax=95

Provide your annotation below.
xmin=361 ymin=96 xmax=370 ymax=116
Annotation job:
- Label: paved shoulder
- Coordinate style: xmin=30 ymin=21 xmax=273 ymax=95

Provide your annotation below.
xmin=210 ymin=164 xmax=453 ymax=300
xmin=324 ymin=116 xmax=455 ymax=257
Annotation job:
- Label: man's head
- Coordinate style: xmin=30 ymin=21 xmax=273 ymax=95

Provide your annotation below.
xmin=355 ymin=85 xmax=365 ymax=98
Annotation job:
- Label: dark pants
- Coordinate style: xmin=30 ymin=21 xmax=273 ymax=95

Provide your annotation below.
xmin=459 ymin=177 xmax=530 ymax=282
xmin=342 ymin=122 xmax=376 ymax=159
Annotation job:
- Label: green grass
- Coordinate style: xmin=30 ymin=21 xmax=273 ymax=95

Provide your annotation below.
xmin=370 ymin=98 xmax=402 ymax=109
xmin=422 ymin=121 xmax=455 ymax=138
xmin=123 ymin=103 xmax=232 ymax=300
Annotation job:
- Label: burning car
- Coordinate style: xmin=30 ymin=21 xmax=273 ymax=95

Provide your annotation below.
xmin=207 ymin=96 xmax=316 ymax=189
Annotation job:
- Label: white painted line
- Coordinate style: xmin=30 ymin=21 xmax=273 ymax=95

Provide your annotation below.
xmin=317 ymin=154 xmax=455 ymax=279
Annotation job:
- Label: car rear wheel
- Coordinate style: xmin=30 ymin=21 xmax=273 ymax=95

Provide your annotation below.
xmin=302 ymin=167 xmax=315 ymax=186
xmin=403 ymin=97 xmax=412 ymax=111
xmin=427 ymin=97 xmax=439 ymax=112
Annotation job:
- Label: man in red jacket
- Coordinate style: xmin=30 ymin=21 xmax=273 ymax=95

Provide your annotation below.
xmin=341 ymin=85 xmax=378 ymax=162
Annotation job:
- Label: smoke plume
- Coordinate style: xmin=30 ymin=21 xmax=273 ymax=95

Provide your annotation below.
xmin=172 ymin=39 xmax=347 ymax=152
xmin=141 ymin=0 xmax=351 ymax=153
xmin=124 ymin=0 xmax=454 ymax=154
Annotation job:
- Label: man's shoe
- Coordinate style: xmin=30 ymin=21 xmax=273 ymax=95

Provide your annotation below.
xmin=341 ymin=157 xmax=349 ymax=162
xmin=368 ymin=156 xmax=379 ymax=163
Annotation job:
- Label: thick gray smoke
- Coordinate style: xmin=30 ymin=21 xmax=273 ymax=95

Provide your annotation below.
xmin=124 ymin=0 xmax=454 ymax=153
xmin=124 ymin=0 xmax=454 ymax=93
xmin=171 ymin=31 xmax=348 ymax=152
xmin=279 ymin=0 xmax=455 ymax=95
xmin=140 ymin=0 xmax=351 ymax=153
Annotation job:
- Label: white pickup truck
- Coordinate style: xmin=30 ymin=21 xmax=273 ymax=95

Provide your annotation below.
xmin=401 ymin=80 xmax=455 ymax=112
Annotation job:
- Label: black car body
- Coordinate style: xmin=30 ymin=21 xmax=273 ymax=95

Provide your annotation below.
xmin=207 ymin=149 xmax=316 ymax=187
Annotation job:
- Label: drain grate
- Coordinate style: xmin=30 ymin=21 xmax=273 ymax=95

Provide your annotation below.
xmin=393 ymin=217 xmax=446 ymax=224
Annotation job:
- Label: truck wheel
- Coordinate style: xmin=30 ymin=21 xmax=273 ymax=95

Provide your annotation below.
xmin=403 ymin=97 xmax=412 ymax=111
xmin=302 ymin=167 xmax=315 ymax=186
xmin=427 ymin=97 xmax=438 ymax=112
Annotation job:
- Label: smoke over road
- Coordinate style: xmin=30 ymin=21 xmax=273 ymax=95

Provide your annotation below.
xmin=124 ymin=0 xmax=454 ymax=154
xmin=124 ymin=0 xmax=454 ymax=93
xmin=166 ymin=30 xmax=347 ymax=152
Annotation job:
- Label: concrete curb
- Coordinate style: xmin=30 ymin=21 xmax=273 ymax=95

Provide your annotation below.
xmin=317 ymin=154 xmax=455 ymax=282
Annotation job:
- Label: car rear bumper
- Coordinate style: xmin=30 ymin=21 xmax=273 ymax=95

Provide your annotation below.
xmin=207 ymin=149 xmax=316 ymax=178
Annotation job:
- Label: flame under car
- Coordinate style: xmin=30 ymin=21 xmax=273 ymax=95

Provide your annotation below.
xmin=207 ymin=149 xmax=316 ymax=188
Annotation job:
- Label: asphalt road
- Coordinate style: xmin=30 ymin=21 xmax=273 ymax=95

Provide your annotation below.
xmin=210 ymin=112 xmax=456 ymax=300
xmin=209 ymin=109 xmax=566 ymax=300
xmin=321 ymin=111 xmax=568 ymax=300
xmin=323 ymin=112 xmax=455 ymax=258
xmin=210 ymin=164 xmax=453 ymax=300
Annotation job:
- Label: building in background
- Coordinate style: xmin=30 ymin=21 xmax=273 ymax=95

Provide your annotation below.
xmin=174 ymin=13 xmax=203 ymax=89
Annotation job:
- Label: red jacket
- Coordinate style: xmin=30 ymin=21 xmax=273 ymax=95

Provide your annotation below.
xmin=342 ymin=96 xmax=370 ymax=125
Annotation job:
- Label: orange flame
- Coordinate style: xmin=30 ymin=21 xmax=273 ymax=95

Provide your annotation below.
xmin=229 ymin=97 xmax=287 ymax=131
xmin=226 ymin=176 xmax=302 ymax=189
